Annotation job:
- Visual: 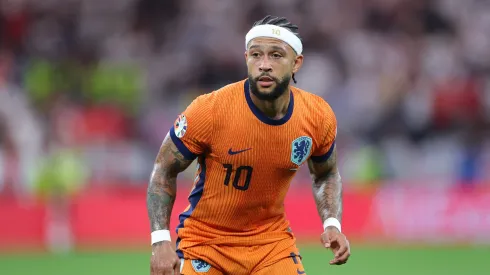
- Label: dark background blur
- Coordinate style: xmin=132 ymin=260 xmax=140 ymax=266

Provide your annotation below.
xmin=1 ymin=0 xmax=490 ymax=196
xmin=0 ymin=0 xmax=489 ymax=271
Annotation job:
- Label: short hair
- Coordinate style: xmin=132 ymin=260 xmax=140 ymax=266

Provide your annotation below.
xmin=251 ymin=15 xmax=302 ymax=84
xmin=252 ymin=15 xmax=302 ymax=41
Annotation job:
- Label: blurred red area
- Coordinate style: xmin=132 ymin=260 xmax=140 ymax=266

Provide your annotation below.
xmin=1 ymin=182 xmax=489 ymax=251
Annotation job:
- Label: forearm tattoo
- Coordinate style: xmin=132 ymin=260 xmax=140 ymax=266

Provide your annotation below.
xmin=147 ymin=134 xmax=192 ymax=233
xmin=309 ymin=147 xmax=343 ymax=223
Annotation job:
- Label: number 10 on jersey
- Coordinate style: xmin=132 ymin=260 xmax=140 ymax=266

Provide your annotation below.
xmin=222 ymin=164 xmax=253 ymax=191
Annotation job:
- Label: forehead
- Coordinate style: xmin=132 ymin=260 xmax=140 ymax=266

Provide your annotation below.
xmin=247 ymin=37 xmax=295 ymax=54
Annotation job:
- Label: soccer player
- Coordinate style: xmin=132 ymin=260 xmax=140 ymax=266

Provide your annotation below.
xmin=147 ymin=15 xmax=350 ymax=275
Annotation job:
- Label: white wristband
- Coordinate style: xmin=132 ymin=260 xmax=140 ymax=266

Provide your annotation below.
xmin=323 ymin=218 xmax=342 ymax=232
xmin=151 ymin=230 xmax=171 ymax=245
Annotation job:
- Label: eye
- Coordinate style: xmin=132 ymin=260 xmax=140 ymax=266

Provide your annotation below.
xmin=251 ymin=52 xmax=260 ymax=58
xmin=272 ymin=53 xmax=282 ymax=59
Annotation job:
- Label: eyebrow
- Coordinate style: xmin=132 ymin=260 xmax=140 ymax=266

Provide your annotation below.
xmin=270 ymin=46 xmax=287 ymax=53
xmin=248 ymin=45 xmax=287 ymax=53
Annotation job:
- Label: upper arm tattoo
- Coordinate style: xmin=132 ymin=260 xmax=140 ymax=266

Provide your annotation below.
xmin=147 ymin=133 xmax=194 ymax=233
xmin=308 ymin=146 xmax=343 ymax=223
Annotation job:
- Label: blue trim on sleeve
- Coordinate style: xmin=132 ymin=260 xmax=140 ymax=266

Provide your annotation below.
xmin=310 ymin=141 xmax=335 ymax=163
xmin=169 ymin=126 xmax=197 ymax=160
xmin=175 ymin=156 xmax=206 ymax=258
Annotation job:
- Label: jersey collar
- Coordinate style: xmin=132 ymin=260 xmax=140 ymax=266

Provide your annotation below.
xmin=244 ymin=79 xmax=294 ymax=126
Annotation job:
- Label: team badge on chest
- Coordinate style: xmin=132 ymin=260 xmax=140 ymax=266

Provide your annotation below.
xmin=291 ymin=136 xmax=312 ymax=165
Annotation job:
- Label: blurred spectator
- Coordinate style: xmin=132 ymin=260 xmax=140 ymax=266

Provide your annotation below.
xmin=0 ymin=48 xmax=44 ymax=197
xmin=0 ymin=0 xmax=489 ymax=198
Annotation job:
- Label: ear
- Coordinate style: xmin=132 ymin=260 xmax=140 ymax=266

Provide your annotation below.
xmin=244 ymin=51 xmax=248 ymax=62
xmin=292 ymin=55 xmax=304 ymax=74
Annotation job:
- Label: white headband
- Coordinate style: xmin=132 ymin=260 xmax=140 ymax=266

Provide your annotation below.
xmin=245 ymin=24 xmax=303 ymax=55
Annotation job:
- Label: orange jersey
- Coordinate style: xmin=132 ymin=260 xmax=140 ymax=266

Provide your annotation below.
xmin=170 ymin=79 xmax=337 ymax=259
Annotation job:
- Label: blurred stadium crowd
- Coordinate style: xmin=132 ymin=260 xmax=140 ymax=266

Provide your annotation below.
xmin=1 ymin=0 xmax=490 ymax=198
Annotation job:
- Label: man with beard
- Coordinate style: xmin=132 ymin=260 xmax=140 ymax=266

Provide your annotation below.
xmin=147 ymin=15 xmax=350 ymax=275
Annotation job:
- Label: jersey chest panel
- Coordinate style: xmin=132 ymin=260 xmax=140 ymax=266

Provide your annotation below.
xmin=210 ymin=121 xmax=315 ymax=173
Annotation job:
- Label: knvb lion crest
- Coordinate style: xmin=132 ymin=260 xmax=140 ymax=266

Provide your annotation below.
xmin=291 ymin=136 xmax=312 ymax=165
xmin=191 ymin=259 xmax=211 ymax=273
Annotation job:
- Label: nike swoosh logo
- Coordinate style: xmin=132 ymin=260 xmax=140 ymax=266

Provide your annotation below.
xmin=297 ymin=269 xmax=306 ymax=274
xmin=228 ymin=148 xmax=252 ymax=155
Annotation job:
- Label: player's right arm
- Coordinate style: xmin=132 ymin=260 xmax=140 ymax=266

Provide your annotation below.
xmin=148 ymin=93 xmax=215 ymax=275
xmin=147 ymin=132 xmax=194 ymax=275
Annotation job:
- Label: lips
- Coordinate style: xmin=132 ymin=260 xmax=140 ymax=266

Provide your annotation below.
xmin=257 ymin=76 xmax=275 ymax=87
xmin=259 ymin=76 xmax=273 ymax=81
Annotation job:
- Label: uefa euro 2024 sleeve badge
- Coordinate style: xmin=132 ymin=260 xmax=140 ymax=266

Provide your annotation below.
xmin=174 ymin=114 xmax=187 ymax=138
xmin=291 ymin=136 xmax=312 ymax=165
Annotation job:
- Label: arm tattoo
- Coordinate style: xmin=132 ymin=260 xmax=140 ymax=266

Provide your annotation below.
xmin=308 ymin=147 xmax=343 ymax=223
xmin=147 ymin=133 xmax=193 ymax=235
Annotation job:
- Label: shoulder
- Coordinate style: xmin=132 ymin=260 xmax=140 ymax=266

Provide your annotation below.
xmin=292 ymin=87 xmax=337 ymax=150
xmin=291 ymin=86 xmax=335 ymax=120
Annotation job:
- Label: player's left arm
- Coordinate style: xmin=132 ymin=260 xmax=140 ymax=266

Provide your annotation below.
xmin=308 ymin=147 xmax=350 ymax=265
xmin=307 ymin=107 xmax=350 ymax=265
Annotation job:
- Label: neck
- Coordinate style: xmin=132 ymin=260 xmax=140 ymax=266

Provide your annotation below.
xmin=249 ymin=87 xmax=291 ymax=120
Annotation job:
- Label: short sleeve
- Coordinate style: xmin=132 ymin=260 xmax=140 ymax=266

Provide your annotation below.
xmin=310 ymin=104 xmax=337 ymax=163
xmin=169 ymin=93 xmax=214 ymax=160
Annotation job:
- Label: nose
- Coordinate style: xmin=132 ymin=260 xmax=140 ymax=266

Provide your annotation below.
xmin=259 ymin=56 xmax=272 ymax=73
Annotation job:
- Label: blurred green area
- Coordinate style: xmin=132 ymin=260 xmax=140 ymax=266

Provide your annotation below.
xmin=24 ymin=59 xmax=143 ymax=115
xmin=34 ymin=148 xmax=88 ymax=200
xmin=1 ymin=245 xmax=488 ymax=275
